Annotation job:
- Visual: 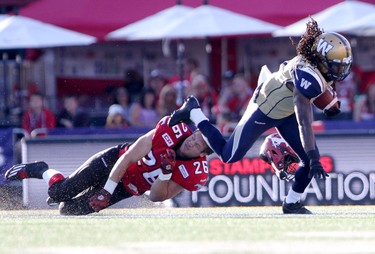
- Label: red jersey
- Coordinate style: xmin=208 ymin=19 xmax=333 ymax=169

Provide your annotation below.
xmin=121 ymin=116 xmax=209 ymax=195
xmin=22 ymin=108 xmax=56 ymax=134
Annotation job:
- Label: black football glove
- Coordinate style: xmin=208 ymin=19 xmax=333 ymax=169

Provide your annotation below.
xmin=307 ymin=150 xmax=329 ymax=180
xmin=160 ymin=149 xmax=176 ymax=174
xmin=89 ymin=189 xmax=111 ymax=212
xmin=308 ymin=159 xmax=329 ymax=180
xmin=323 ymin=101 xmax=341 ymax=117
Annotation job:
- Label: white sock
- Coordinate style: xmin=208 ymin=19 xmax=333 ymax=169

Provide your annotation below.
xmin=190 ymin=108 xmax=208 ymax=125
xmin=42 ymin=169 xmax=62 ymax=185
xmin=285 ymin=188 xmax=302 ymax=204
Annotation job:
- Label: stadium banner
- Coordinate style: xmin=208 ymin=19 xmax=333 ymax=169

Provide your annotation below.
xmin=174 ymin=133 xmax=375 ymax=207
xmin=20 ymin=131 xmax=375 ymax=208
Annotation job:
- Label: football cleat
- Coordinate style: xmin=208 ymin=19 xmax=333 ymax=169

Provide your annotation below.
xmin=282 ymin=200 xmax=313 ymax=214
xmin=168 ymin=95 xmax=200 ymax=126
xmin=4 ymin=161 xmax=49 ymax=180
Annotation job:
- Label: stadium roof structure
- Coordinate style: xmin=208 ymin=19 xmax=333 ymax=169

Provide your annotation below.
xmin=19 ymin=0 xmax=375 ymax=40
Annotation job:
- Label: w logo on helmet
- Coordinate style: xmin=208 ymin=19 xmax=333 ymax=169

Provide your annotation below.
xmin=316 ymin=39 xmax=333 ymax=57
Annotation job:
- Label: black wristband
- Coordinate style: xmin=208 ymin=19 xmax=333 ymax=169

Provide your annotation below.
xmin=307 ymin=150 xmax=318 ymax=161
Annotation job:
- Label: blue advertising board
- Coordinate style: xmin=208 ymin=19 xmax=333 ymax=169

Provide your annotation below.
xmin=0 ymin=129 xmax=14 ymax=184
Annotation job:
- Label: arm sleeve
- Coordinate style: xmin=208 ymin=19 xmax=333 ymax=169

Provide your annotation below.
xmin=293 ymin=66 xmax=324 ymax=100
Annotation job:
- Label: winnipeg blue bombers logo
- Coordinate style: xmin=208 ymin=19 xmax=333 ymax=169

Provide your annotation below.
xmin=316 ymin=39 xmax=333 ymax=57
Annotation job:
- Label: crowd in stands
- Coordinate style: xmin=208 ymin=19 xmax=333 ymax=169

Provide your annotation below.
xmin=3 ymin=58 xmax=375 ymax=137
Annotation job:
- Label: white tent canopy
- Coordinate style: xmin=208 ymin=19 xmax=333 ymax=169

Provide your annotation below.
xmin=273 ymin=1 xmax=375 ymax=37
xmin=340 ymin=13 xmax=375 ymax=36
xmin=106 ymin=5 xmax=193 ymax=40
xmin=0 ymin=15 xmax=96 ymax=49
xmin=108 ymin=5 xmax=281 ymax=41
xmin=0 ymin=15 xmax=8 ymax=22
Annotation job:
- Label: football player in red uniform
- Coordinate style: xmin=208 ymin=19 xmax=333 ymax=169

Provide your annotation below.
xmin=5 ymin=116 xmax=212 ymax=215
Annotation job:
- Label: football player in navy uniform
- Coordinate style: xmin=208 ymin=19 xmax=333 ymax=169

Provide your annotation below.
xmin=169 ymin=19 xmax=353 ymax=214
xmin=5 ymin=116 xmax=212 ymax=215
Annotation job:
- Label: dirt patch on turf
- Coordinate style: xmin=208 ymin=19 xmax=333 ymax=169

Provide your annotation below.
xmin=0 ymin=185 xmax=24 ymax=210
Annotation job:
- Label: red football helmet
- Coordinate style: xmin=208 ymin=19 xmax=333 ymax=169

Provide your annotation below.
xmin=259 ymin=133 xmax=300 ymax=181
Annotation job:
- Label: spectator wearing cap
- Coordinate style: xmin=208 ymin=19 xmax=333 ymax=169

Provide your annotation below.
xmin=105 ymin=104 xmax=130 ymax=128
xmin=110 ymin=87 xmax=132 ymax=122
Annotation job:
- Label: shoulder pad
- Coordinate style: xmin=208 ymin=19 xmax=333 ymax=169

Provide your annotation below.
xmin=293 ymin=66 xmax=324 ymax=100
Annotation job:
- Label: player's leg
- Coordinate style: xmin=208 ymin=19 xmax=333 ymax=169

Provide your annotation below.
xmin=172 ymin=97 xmax=273 ymax=162
xmin=5 ymin=161 xmax=66 ymax=206
xmin=5 ymin=161 xmax=50 ymax=180
xmin=210 ymin=103 xmax=274 ymax=162
xmin=277 ymin=115 xmax=316 ymax=214
xmin=48 ymin=145 xmax=121 ymax=202
xmin=59 ymin=183 xmax=132 ymax=215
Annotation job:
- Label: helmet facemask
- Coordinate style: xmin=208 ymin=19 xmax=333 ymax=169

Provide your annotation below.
xmin=260 ymin=133 xmax=300 ymax=181
xmin=270 ymin=146 xmax=299 ymax=181
xmin=319 ymin=55 xmax=352 ymax=81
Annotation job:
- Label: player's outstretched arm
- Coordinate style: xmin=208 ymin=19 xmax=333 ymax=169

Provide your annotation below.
xmin=89 ymin=129 xmax=155 ymax=212
xmin=108 ymin=129 xmax=155 ymax=184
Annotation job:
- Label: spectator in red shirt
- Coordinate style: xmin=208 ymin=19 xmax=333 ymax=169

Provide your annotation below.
xmin=22 ymin=92 xmax=56 ymax=135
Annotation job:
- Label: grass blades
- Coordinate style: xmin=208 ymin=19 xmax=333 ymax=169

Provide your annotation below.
xmin=1 ymin=206 xmax=375 ymax=254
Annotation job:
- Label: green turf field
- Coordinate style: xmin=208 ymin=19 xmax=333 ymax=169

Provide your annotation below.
xmin=1 ymin=206 xmax=375 ymax=254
